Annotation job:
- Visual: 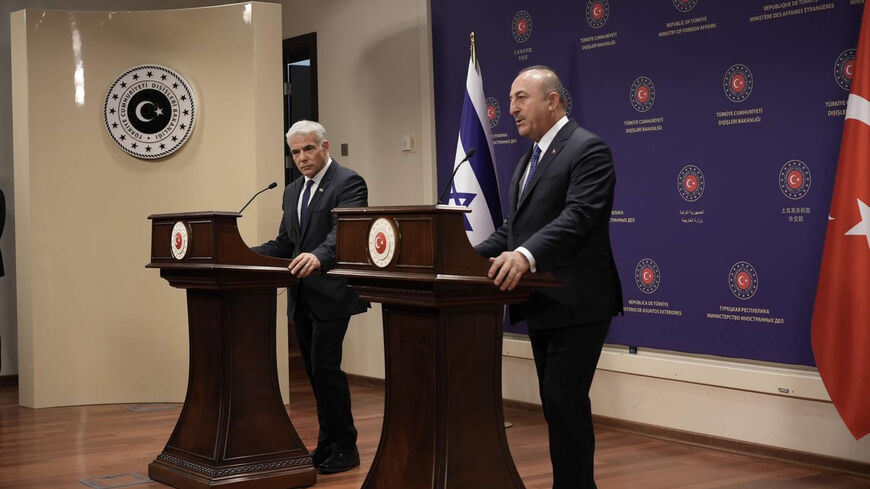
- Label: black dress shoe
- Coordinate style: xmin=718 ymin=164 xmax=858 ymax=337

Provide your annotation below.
xmin=317 ymin=446 xmax=360 ymax=474
xmin=310 ymin=444 xmax=332 ymax=467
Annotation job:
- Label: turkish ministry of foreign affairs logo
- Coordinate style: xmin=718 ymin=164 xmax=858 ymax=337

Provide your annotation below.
xmin=562 ymin=88 xmax=574 ymax=116
xmin=170 ymin=221 xmax=190 ymax=260
xmin=512 ymin=10 xmax=533 ymax=43
xmin=728 ymin=261 xmax=758 ymax=300
xmin=835 ymin=49 xmax=857 ymax=91
xmin=586 ymin=0 xmax=610 ymax=29
xmin=104 ymin=64 xmax=196 ymax=159
xmin=678 ymin=165 xmax=705 ymax=202
xmin=723 ymin=64 xmax=753 ymax=103
xmin=779 ymin=160 xmax=812 ymax=200
xmin=368 ymin=218 xmax=398 ymax=268
xmin=630 ymin=76 xmax=656 ymax=112
xmin=673 ymin=0 xmax=698 ymax=12
xmin=486 ymin=97 xmax=501 ymax=128
xmin=634 ymin=258 xmax=661 ymax=294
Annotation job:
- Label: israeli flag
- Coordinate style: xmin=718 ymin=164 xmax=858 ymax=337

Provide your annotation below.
xmin=448 ymin=55 xmax=502 ymax=246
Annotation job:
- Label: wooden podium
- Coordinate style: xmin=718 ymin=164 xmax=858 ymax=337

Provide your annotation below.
xmin=329 ymin=206 xmax=558 ymax=489
xmin=146 ymin=211 xmax=316 ymax=489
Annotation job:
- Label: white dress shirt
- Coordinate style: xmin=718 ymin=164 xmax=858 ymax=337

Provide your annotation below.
xmin=297 ymin=158 xmax=333 ymax=222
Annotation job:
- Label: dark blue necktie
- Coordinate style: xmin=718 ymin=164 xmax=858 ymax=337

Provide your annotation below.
xmin=522 ymin=144 xmax=541 ymax=196
xmin=299 ymin=179 xmax=314 ymax=231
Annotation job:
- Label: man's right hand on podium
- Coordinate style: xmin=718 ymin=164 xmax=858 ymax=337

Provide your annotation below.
xmin=289 ymin=252 xmax=321 ymax=278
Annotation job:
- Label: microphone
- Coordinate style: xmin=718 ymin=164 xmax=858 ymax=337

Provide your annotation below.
xmin=239 ymin=182 xmax=278 ymax=214
xmin=436 ymin=147 xmax=476 ymax=205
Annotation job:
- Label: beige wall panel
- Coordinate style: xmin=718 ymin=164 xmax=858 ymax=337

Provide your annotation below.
xmin=11 ymin=2 xmax=285 ymax=407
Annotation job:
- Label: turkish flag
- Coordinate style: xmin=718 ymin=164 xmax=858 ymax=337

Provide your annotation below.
xmin=812 ymin=5 xmax=870 ymax=440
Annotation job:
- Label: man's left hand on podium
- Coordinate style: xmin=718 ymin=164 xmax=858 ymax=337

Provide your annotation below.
xmin=289 ymin=252 xmax=321 ymax=278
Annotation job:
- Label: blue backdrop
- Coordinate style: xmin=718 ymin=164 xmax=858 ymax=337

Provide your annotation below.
xmin=432 ymin=0 xmax=865 ymax=366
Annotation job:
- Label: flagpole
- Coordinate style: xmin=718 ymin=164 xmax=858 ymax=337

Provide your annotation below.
xmin=470 ymin=32 xmax=477 ymax=69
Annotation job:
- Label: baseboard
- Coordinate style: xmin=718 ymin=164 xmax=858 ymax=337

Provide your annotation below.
xmin=594 ymin=415 xmax=870 ymax=480
xmin=0 ymin=375 xmax=18 ymax=386
xmin=359 ymin=378 xmax=869 ymax=480
xmin=346 ymin=373 xmax=385 ymax=388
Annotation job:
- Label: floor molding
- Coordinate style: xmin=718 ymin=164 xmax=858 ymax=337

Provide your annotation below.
xmin=593 ymin=415 xmax=870 ymax=480
xmin=354 ymin=375 xmax=869 ymax=480
xmin=346 ymin=373 xmax=385 ymax=388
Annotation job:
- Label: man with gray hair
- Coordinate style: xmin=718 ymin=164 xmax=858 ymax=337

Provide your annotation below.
xmin=254 ymin=120 xmax=368 ymax=474
xmin=476 ymin=66 xmax=622 ymax=489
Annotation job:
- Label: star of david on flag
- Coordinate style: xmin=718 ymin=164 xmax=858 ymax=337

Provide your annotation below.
xmin=447 ymin=33 xmax=502 ymax=246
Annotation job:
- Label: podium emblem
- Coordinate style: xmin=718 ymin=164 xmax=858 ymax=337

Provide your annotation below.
xmin=171 ymin=221 xmax=190 ymax=260
xmin=368 ymin=218 xmax=398 ymax=268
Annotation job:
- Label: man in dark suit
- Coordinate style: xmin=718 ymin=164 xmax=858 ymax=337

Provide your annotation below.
xmin=475 ymin=66 xmax=623 ymax=489
xmin=253 ymin=120 xmax=368 ymax=474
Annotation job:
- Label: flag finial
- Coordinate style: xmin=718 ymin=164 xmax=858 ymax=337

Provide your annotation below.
xmin=470 ymin=32 xmax=477 ymax=68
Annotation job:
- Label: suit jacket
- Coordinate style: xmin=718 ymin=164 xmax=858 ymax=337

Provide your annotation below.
xmin=254 ymin=160 xmax=369 ymax=320
xmin=476 ymin=120 xmax=623 ymax=329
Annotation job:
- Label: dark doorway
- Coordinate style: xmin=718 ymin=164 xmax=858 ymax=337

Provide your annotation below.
xmin=282 ymin=32 xmax=318 ymax=187
xmin=282 ymin=32 xmax=319 ymax=384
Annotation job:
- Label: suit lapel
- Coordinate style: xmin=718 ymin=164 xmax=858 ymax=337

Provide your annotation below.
xmin=288 ymin=179 xmax=304 ymax=234
xmin=516 ymin=120 xmax=578 ymax=213
xmin=509 ymin=146 xmax=533 ymax=213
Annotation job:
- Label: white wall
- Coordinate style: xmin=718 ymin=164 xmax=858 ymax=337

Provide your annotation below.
xmin=281 ymin=0 xmax=437 ymax=381
xmin=0 ymin=0 xmax=246 ymax=378
xmin=10 ymin=2 xmax=286 ymax=407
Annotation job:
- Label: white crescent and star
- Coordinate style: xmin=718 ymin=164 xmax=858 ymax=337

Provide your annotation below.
xmin=732 ymin=76 xmax=744 ymax=91
xmin=135 ymin=101 xmax=154 ymax=121
xmin=844 ymin=198 xmax=870 ymax=249
xmin=788 ymin=173 xmax=801 ymax=187
xmin=135 ymin=101 xmax=165 ymax=122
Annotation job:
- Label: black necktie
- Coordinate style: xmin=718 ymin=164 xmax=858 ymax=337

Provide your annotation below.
xmin=300 ymin=179 xmax=315 ymax=231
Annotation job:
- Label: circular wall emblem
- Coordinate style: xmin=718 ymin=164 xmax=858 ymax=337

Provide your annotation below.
xmin=723 ymin=64 xmax=753 ymax=103
xmin=512 ymin=10 xmax=533 ymax=43
xmin=486 ymin=97 xmax=501 ymax=128
xmin=678 ymin=165 xmax=706 ymax=202
xmin=630 ymin=76 xmax=656 ymax=112
xmin=634 ymin=258 xmax=661 ymax=294
xmin=561 ymin=88 xmax=574 ymax=117
xmin=673 ymin=0 xmax=698 ymax=12
xmin=779 ymin=159 xmax=811 ymax=200
xmin=835 ymin=48 xmax=856 ymax=91
xmin=104 ymin=64 xmax=197 ymax=159
xmin=586 ymin=0 xmax=610 ymax=29
xmin=171 ymin=221 xmax=190 ymax=260
xmin=728 ymin=261 xmax=758 ymax=300
xmin=368 ymin=218 xmax=398 ymax=268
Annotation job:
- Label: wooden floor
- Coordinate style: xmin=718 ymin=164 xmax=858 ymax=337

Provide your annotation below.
xmin=1 ymin=382 xmax=868 ymax=489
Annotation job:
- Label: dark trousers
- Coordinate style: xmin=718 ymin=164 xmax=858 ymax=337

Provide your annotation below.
xmin=528 ymin=319 xmax=611 ymax=489
xmin=293 ymin=293 xmax=358 ymax=451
